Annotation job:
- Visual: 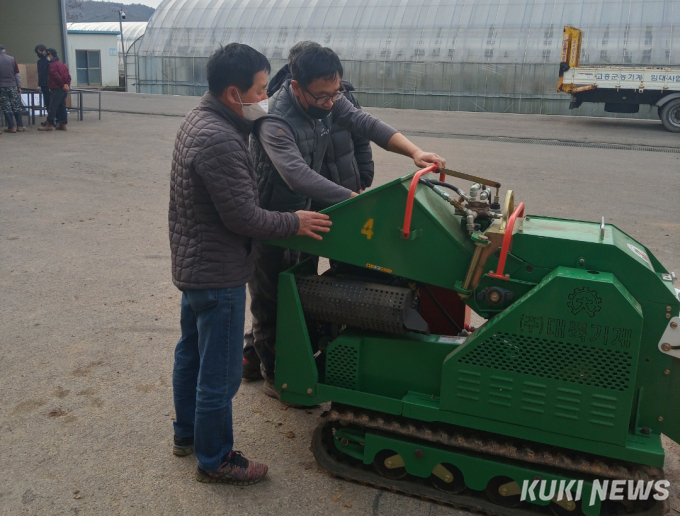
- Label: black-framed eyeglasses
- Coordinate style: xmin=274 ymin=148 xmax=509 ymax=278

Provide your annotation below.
xmin=301 ymin=85 xmax=344 ymax=106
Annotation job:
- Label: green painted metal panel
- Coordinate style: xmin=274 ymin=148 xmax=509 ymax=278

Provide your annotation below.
xmin=512 ymin=217 xmax=677 ymax=306
xmin=316 ymin=383 xmax=404 ymax=415
xmin=275 ymin=265 xmax=319 ymax=405
xmin=266 ymin=172 xmax=475 ymax=290
xmin=441 ymin=267 xmax=643 ymax=448
xmin=506 ymin=217 xmax=679 ymax=440
xmin=325 ymin=331 xmax=460 ymax=400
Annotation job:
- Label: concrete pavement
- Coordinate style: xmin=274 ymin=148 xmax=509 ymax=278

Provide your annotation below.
xmin=0 ymin=94 xmax=678 ymax=516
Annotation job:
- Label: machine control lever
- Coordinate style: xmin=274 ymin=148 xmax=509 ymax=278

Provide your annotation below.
xmin=488 ymin=202 xmax=525 ymax=281
xmin=403 ymin=164 xmax=445 ymax=239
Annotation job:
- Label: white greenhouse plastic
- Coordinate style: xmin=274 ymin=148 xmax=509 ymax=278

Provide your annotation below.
xmin=136 ymin=0 xmax=680 ymax=117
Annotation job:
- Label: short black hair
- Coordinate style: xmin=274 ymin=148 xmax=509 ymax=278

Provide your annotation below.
xmin=46 ymin=48 xmax=58 ymax=57
xmin=291 ymin=46 xmax=343 ymax=88
xmin=35 ymin=44 xmax=47 ymax=53
xmin=287 ymin=41 xmax=321 ymax=67
xmin=207 ymin=43 xmax=271 ymax=96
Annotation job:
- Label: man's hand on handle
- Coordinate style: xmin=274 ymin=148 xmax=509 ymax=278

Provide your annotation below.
xmin=386 ymin=133 xmax=446 ymax=170
xmin=412 ymin=149 xmax=445 ymax=169
xmin=295 ymin=211 xmax=332 ymax=240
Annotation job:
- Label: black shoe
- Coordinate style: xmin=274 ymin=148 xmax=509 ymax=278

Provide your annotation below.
xmin=242 ymin=355 xmax=263 ymax=381
xmin=196 ymin=450 xmax=268 ymax=485
xmin=173 ymin=435 xmax=194 ymax=456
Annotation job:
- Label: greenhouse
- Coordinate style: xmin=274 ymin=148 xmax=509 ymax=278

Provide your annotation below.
xmin=136 ymin=0 xmax=680 ymax=117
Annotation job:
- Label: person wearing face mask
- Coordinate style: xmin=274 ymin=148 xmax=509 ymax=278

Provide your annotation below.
xmin=169 ymin=43 xmax=331 ymax=484
xmin=34 ymin=44 xmax=53 ymax=126
xmin=248 ymin=45 xmax=445 ymax=402
xmin=38 ymin=48 xmax=70 ymax=132
xmin=242 ymin=41 xmax=375 ymax=382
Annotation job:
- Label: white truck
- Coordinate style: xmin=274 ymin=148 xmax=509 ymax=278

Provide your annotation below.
xmin=558 ymin=26 xmax=680 ymax=133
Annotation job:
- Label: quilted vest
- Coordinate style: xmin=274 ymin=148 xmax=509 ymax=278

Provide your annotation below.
xmin=251 ymin=81 xmax=333 ymax=212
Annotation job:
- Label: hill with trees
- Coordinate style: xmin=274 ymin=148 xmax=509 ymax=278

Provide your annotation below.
xmin=66 ymin=0 xmax=155 ymax=22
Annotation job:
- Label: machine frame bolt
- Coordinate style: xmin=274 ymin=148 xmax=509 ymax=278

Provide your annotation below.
xmin=579 ymin=258 xmax=585 ymax=266
xmin=668 ymin=306 xmax=672 ymax=312
xmin=659 ymin=417 xmax=664 ymax=422
xmin=525 ymin=216 xmax=531 ymax=221
xmin=665 ymin=370 xmax=671 ymax=375
xmin=662 ymin=343 xmax=671 ymax=352
xmin=340 ymin=438 xmax=349 ymax=446
xmin=282 ymin=383 xmax=288 ymax=389
xmin=667 ymin=314 xmax=672 ymax=319
xmin=307 ymin=388 xmax=313 ymax=394
xmin=640 ymin=426 xmax=651 ymax=435
xmin=671 ymin=322 xmax=678 ymax=329
xmin=414 ymin=449 xmax=424 ymax=458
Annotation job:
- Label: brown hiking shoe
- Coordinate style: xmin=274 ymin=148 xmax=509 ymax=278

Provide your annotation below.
xmin=196 ymin=451 xmax=268 ymax=485
xmin=16 ymin=126 xmax=26 ymax=132
xmin=57 ymin=123 xmax=67 ymax=131
xmin=3 ymin=127 xmax=16 ymax=133
xmin=38 ymin=122 xmax=55 ymax=131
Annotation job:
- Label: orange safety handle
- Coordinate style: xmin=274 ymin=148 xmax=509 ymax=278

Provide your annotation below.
xmin=402 ymin=165 xmax=446 ymax=239
xmin=488 ymin=202 xmax=525 ymax=280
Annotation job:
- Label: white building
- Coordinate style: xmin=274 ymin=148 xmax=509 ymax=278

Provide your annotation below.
xmin=67 ymin=26 xmax=120 ymax=88
xmin=67 ymin=22 xmax=148 ymax=73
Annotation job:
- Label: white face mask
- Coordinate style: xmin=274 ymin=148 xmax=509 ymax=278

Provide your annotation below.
xmin=236 ymin=92 xmax=268 ymax=121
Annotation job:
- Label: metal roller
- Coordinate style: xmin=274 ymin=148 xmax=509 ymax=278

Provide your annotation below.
xmin=295 ymin=275 xmax=428 ymax=335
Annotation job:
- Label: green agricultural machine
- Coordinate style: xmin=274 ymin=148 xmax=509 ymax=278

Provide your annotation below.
xmin=269 ymin=166 xmax=680 ymax=516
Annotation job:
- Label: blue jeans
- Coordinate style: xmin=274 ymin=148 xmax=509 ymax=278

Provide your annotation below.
xmin=173 ymin=287 xmax=246 ymax=472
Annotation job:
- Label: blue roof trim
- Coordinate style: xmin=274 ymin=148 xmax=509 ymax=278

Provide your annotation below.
xmin=68 ymin=30 xmax=121 ymax=35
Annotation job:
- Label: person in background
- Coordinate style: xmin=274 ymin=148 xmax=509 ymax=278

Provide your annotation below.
xmin=34 ymin=44 xmax=52 ymax=126
xmin=242 ymin=41 xmax=375 ymax=381
xmin=169 ymin=43 xmax=331 ymax=484
xmin=0 ymin=45 xmax=26 ymax=133
xmin=39 ymin=48 xmax=70 ymax=132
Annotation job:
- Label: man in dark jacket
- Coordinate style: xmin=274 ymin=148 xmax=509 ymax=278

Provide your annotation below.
xmin=248 ymin=45 xmax=445 ymax=401
xmin=38 ymin=48 xmax=70 ymax=132
xmin=242 ymin=42 xmax=374 ymax=380
xmin=0 ymin=45 xmax=25 ymax=133
xmin=169 ymin=43 xmax=331 ymax=484
xmin=34 ymin=44 xmax=52 ymax=125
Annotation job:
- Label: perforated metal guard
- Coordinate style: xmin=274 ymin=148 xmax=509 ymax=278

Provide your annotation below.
xmin=458 ymin=332 xmax=633 ymax=392
xmin=296 ymin=275 xmax=413 ymax=334
xmin=326 ymin=341 xmax=360 ymax=390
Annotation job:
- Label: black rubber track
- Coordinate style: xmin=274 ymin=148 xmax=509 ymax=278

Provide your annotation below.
xmin=311 ymin=421 xmax=669 ymax=516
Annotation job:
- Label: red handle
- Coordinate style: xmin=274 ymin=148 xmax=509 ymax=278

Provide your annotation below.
xmin=402 ymin=164 xmax=444 ymax=239
xmin=488 ymin=202 xmax=525 ymax=280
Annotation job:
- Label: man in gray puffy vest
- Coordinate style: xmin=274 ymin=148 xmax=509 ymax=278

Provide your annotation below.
xmin=242 ymin=41 xmax=374 ymax=381
xmin=248 ymin=45 xmax=445 ymax=401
